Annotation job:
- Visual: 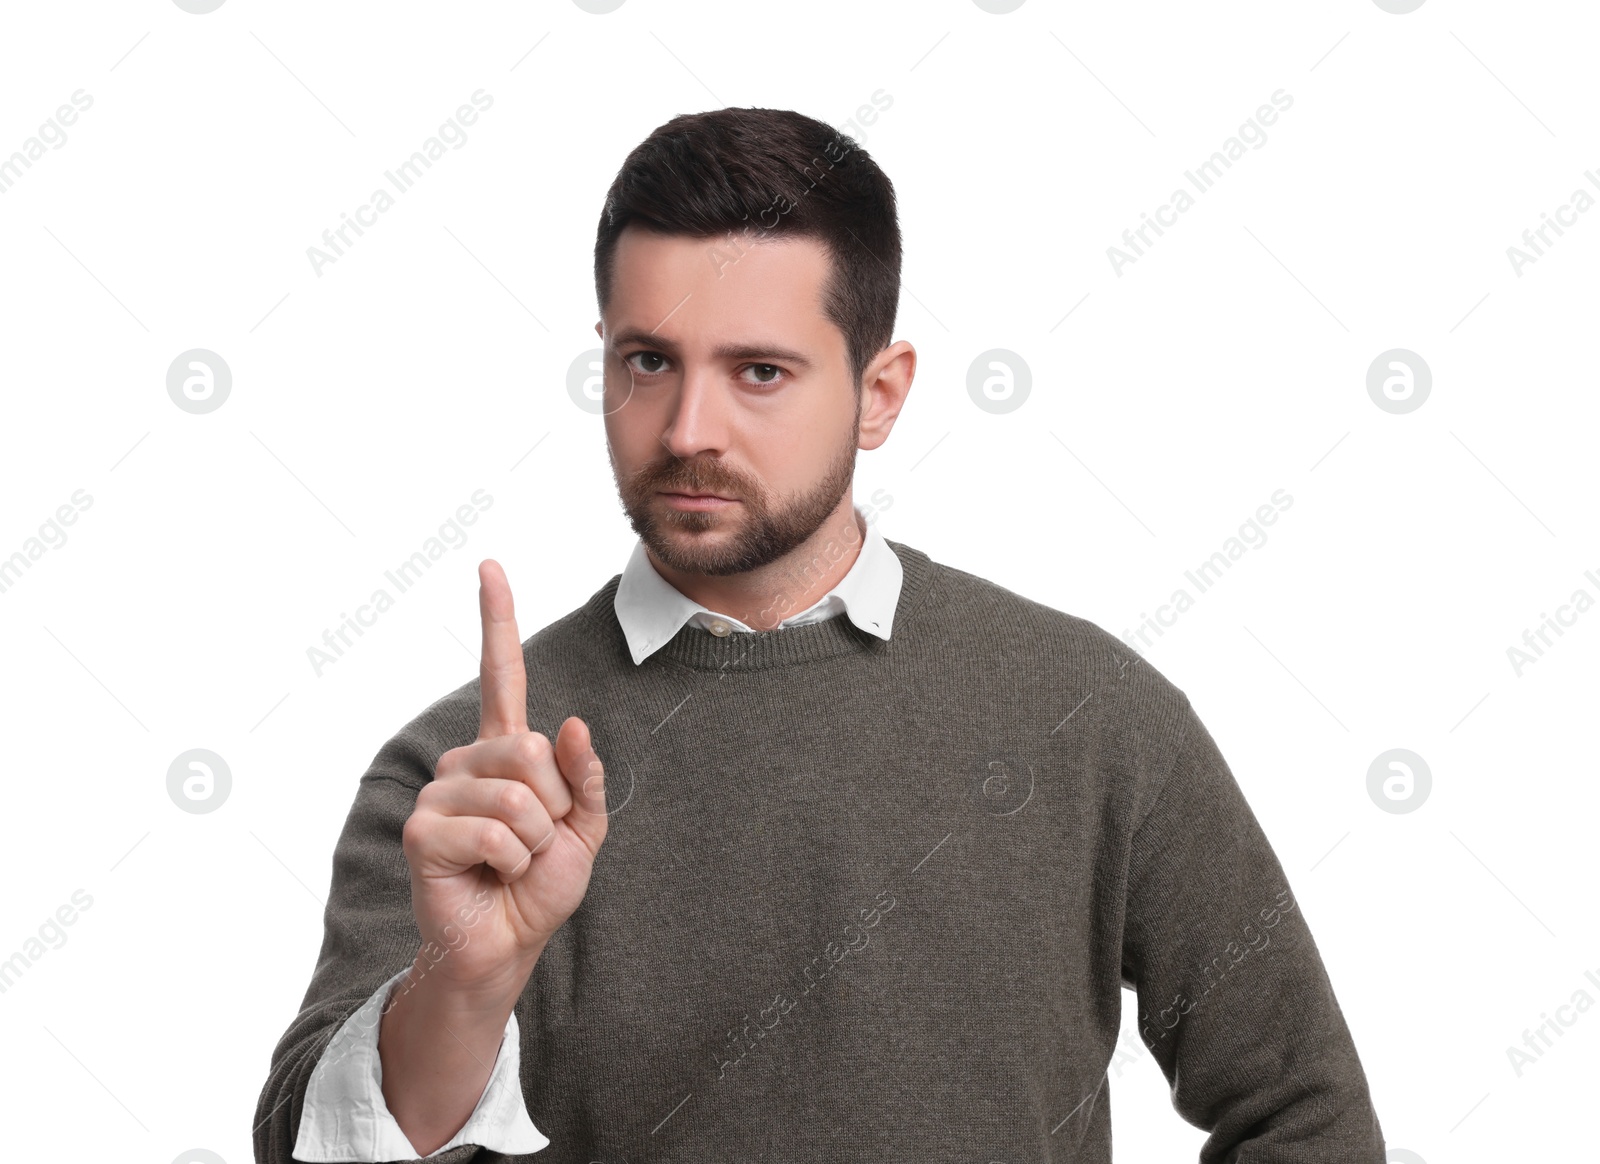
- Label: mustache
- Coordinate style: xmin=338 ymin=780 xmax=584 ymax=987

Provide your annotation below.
xmin=641 ymin=459 xmax=748 ymax=495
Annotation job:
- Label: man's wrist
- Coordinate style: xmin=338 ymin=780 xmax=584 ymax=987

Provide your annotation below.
xmin=388 ymin=939 xmax=546 ymax=1017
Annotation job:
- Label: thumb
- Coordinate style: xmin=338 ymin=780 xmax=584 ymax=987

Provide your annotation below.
xmin=555 ymin=715 xmax=609 ymax=854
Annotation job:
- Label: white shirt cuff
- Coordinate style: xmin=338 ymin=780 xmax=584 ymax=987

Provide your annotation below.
xmin=291 ymin=963 xmax=548 ymax=1161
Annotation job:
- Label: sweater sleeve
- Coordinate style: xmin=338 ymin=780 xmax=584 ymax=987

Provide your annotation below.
xmin=1119 ymin=697 xmax=1386 ymax=1161
xmin=252 ymin=720 xmax=544 ymax=1163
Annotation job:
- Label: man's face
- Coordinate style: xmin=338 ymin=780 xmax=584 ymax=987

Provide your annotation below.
xmin=598 ymin=225 xmax=861 ymax=578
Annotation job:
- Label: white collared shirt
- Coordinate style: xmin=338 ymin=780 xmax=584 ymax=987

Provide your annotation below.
xmin=293 ymin=503 xmax=903 ymax=1161
xmin=612 ymin=502 xmax=903 ymax=664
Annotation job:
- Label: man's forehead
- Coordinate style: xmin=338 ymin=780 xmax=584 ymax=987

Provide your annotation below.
xmin=605 ymin=227 xmax=836 ymax=347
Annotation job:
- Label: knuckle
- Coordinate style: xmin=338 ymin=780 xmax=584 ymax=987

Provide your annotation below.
xmin=477 ymin=816 xmax=513 ymax=855
xmin=400 ymin=812 xmax=428 ymax=857
xmin=515 ymin=732 xmax=550 ymax=767
xmin=495 ymin=781 xmax=534 ymax=820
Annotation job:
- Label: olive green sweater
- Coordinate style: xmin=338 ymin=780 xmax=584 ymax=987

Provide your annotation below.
xmin=255 ymin=538 xmax=1385 ymax=1162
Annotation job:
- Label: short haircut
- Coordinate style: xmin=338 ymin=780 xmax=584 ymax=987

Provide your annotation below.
xmin=594 ymin=107 xmax=902 ymax=393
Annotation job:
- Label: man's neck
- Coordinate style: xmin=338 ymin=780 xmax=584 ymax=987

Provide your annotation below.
xmin=645 ymin=496 xmax=865 ymax=631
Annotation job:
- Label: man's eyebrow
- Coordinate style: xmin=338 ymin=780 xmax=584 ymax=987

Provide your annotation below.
xmin=608 ymin=327 xmax=815 ymax=369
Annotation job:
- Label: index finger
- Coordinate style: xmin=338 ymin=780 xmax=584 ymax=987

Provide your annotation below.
xmin=477 ymin=558 xmax=528 ymax=739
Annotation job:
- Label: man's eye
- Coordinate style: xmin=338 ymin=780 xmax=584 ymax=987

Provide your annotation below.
xmin=744 ymin=364 xmax=783 ymax=385
xmin=626 ymin=352 xmax=669 ymax=376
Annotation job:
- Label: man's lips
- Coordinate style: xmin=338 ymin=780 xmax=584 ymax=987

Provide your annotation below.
xmin=658 ymin=490 xmax=740 ymax=510
xmin=660 ymin=490 xmax=737 ymax=500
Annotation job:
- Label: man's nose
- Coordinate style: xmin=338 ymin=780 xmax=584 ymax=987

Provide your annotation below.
xmin=658 ymin=363 xmax=733 ymax=459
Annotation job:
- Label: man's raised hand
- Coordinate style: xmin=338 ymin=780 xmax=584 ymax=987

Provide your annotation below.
xmin=399 ymin=559 xmax=609 ymax=996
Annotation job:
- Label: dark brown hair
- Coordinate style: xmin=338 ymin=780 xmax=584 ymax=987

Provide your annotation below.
xmin=594 ymin=107 xmax=902 ymax=392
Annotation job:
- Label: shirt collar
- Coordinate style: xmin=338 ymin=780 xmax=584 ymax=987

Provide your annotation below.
xmin=613 ymin=504 xmax=902 ymax=666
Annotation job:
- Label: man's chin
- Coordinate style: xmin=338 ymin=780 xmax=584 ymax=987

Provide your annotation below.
xmin=646 ymin=541 xmax=749 ymax=577
xmin=637 ymin=513 xmax=735 ymax=562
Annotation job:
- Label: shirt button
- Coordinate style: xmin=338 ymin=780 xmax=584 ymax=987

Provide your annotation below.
xmin=707 ymin=618 xmax=732 ymax=637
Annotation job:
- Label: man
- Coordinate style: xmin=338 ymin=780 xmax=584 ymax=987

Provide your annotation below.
xmin=256 ymin=106 xmax=1386 ymax=1162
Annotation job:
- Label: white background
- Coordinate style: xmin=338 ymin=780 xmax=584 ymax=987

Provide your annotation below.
xmin=1 ymin=0 xmax=1595 ymax=1160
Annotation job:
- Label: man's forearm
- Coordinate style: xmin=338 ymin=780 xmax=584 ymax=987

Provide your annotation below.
xmin=377 ymin=945 xmax=541 ymax=1156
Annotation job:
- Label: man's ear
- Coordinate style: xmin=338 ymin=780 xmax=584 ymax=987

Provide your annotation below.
xmin=594 ymin=321 xmax=603 ymax=339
